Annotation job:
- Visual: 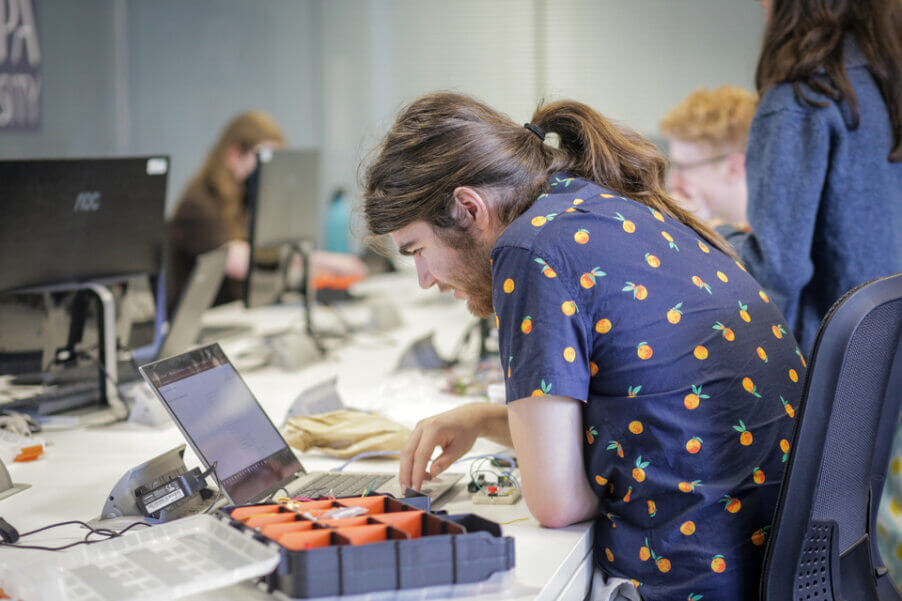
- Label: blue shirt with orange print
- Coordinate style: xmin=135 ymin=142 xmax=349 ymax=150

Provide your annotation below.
xmin=491 ymin=175 xmax=803 ymax=600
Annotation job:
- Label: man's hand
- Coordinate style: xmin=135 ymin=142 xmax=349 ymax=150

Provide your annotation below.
xmin=399 ymin=403 xmax=507 ymax=491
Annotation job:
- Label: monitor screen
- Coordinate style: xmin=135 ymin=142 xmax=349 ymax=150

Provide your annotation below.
xmin=0 ymin=157 xmax=168 ymax=293
xmin=247 ymin=148 xmax=320 ymax=248
xmin=141 ymin=344 xmax=302 ymax=504
xmin=243 ymin=149 xmax=319 ymax=309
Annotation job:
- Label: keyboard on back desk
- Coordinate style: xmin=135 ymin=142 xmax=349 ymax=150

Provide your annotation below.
xmin=0 ymin=380 xmax=101 ymax=415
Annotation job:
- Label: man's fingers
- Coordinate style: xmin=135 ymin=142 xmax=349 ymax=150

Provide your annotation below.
xmin=410 ymin=426 xmax=441 ymax=491
xmin=428 ymin=452 xmax=455 ymax=479
xmin=399 ymin=424 xmax=423 ymax=489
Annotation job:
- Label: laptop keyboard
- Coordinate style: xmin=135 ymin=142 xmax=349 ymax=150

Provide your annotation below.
xmin=292 ymin=473 xmax=393 ymax=499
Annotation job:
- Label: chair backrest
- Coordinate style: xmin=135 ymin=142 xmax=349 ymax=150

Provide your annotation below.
xmin=761 ymin=273 xmax=902 ymax=601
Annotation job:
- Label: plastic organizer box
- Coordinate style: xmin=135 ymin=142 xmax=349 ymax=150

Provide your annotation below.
xmin=0 ymin=514 xmax=281 ymax=601
xmin=219 ymin=495 xmax=515 ymax=598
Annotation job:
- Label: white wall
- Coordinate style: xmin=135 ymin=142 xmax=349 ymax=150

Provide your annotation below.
xmin=317 ymin=0 xmax=766 ymax=220
xmin=126 ymin=0 xmax=322 ymax=213
xmin=542 ymin=0 xmax=764 ymax=135
xmin=0 ymin=1 xmax=765 ymax=219
xmin=0 ymin=0 xmax=120 ymax=159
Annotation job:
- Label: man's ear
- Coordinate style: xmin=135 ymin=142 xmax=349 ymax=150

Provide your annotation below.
xmin=452 ymin=186 xmax=493 ymax=232
xmin=726 ymin=152 xmax=746 ymax=182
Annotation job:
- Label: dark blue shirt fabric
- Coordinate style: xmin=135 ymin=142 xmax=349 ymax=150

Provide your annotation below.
xmin=492 ymin=175 xmax=802 ymax=600
xmin=721 ymin=41 xmax=902 ymax=355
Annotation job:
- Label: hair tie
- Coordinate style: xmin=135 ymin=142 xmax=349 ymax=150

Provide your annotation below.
xmin=524 ymin=123 xmax=546 ymax=141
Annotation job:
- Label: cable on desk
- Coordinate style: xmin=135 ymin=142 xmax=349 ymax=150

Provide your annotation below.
xmin=454 ymin=453 xmax=516 ymax=468
xmin=330 ymin=450 xmax=400 ymax=472
xmin=0 ymin=519 xmax=152 ymax=552
xmin=266 ymin=486 xmax=291 ymax=503
xmin=202 ymin=461 xmax=223 ymax=514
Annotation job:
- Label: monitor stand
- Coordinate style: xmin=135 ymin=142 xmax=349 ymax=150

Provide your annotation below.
xmin=19 ymin=281 xmax=128 ymax=426
xmin=279 ymin=240 xmax=328 ymax=356
xmin=0 ymin=456 xmax=29 ymax=501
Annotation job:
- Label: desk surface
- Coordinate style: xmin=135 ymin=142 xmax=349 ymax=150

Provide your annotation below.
xmin=0 ymin=271 xmax=594 ymax=601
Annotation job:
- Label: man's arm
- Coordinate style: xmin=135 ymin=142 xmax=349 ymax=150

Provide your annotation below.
xmin=508 ymin=395 xmax=599 ymax=528
xmin=399 ymin=397 xmax=598 ymax=529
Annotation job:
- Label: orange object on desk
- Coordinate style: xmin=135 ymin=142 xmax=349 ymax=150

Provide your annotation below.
xmin=14 ymin=444 xmax=43 ymax=462
xmin=312 ymin=273 xmax=365 ymax=290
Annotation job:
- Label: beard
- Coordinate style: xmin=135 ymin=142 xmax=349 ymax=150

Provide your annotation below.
xmin=437 ymin=227 xmax=495 ymax=318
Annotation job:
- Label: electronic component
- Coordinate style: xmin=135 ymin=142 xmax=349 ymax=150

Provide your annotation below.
xmin=472 ymin=486 xmax=521 ymax=505
xmin=467 ymin=474 xmax=487 ymax=493
xmin=135 ymin=467 xmax=209 ymax=518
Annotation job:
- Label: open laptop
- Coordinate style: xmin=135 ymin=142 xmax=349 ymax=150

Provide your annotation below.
xmin=139 ymin=343 xmax=461 ymax=505
xmin=157 ymin=247 xmax=230 ymax=360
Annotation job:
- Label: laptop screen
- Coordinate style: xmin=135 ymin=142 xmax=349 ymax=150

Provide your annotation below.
xmin=140 ymin=344 xmax=302 ymax=504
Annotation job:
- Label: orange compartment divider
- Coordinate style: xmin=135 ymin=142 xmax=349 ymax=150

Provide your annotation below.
xmin=246 ymin=513 xmax=298 ymax=529
xmin=317 ymin=516 xmax=370 ymax=529
xmin=334 ymin=496 xmax=387 ymax=513
xmin=261 ymin=520 xmax=314 ymax=541
xmin=333 ymin=524 xmax=390 ymax=546
xmin=371 ymin=510 xmax=424 ymax=539
xmin=280 ymin=529 xmax=333 ymax=551
xmin=230 ymin=505 xmax=282 ymax=521
xmin=287 ymin=500 xmax=337 ymax=512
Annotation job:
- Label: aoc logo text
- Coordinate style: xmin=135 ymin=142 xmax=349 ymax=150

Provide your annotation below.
xmin=73 ymin=191 xmax=101 ymax=212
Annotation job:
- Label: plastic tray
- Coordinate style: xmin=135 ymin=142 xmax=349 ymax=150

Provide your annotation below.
xmin=0 ymin=514 xmax=281 ymax=601
xmin=219 ymin=496 xmax=515 ymax=598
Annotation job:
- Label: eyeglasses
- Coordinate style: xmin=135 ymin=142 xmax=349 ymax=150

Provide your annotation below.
xmin=669 ymin=153 xmax=733 ymax=173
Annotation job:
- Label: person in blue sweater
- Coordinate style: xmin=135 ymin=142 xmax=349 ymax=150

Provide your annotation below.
xmin=720 ymin=0 xmax=902 ymax=355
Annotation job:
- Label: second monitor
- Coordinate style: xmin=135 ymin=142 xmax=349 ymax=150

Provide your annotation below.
xmin=244 ymin=148 xmax=320 ymax=310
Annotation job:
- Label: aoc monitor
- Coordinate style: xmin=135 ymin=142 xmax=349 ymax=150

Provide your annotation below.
xmin=0 ymin=156 xmax=169 ymax=294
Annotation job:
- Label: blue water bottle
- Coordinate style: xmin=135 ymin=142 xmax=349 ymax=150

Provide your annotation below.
xmin=325 ymin=188 xmax=351 ymax=253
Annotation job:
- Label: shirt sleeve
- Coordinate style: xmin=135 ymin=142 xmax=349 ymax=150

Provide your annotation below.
xmin=737 ymin=105 xmax=830 ymax=327
xmin=492 ymin=246 xmax=592 ymax=403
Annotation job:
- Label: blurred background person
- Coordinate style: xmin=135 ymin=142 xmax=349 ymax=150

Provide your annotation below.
xmin=721 ymin=0 xmax=902 ymax=356
xmin=167 ymin=111 xmax=368 ymax=310
xmin=659 ymin=85 xmax=757 ymax=225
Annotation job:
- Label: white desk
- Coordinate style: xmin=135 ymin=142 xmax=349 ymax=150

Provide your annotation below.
xmin=0 ymin=272 xmax=594 ymax=600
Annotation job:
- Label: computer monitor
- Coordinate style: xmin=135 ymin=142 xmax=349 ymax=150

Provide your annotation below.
xmin=0 ymin=157 xmax=168 ymax=420
xmin=244 ymin=149 xmax=320 ymax=309
xmin=0 ymin=156 xmax=169 ymax=293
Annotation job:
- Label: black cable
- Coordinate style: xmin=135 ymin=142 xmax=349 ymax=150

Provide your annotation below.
xmin=17 ymin=519 xmax=95 ymax=538
xmin=75 ymin=349 xmax=120 ymax=388
xmin=0 ymin=519 xmax=152 ymax=552
xmin=202 ymin=461 xmax=223 ymax=514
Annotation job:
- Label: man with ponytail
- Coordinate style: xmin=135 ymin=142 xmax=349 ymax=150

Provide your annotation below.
xmin=363 ymin=92 xmax=801 ymax=599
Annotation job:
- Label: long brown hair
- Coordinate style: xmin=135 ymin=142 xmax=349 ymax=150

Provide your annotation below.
xmin=363 ymin=92 xmax=735 ymax=258
xmin=188 ymin=110 xmax=285 ymax=239
xmin=755 ymin=0 xmax=902 ymax=161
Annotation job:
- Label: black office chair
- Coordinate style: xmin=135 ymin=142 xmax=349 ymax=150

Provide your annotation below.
xmin=761 ymin=273 xmax=902 ymax=601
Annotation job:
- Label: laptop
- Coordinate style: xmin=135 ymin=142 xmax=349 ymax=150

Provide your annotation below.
xmin=157 ymin=247 xmax=230 ymax=360
xmin=139 ymin=343 xmax=461 ymax=506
